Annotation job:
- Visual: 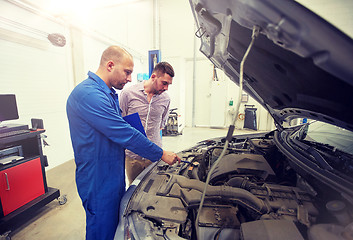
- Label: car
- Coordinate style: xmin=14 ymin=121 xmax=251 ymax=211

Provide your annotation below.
xmin=115 ymin=0 xmax=353 ymax=239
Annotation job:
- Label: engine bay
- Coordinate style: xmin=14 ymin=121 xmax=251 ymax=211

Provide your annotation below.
xmin=125 ymin=132 xmax=353 ymax=240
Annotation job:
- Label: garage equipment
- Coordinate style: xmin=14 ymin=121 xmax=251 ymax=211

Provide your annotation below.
xmin=243 ymin=105 xmax=257 ymax=130
xmin=162 ymin=108 xmax=181 ymax=136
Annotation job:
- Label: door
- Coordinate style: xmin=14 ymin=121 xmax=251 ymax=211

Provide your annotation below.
xmin=0 ymin=158 xmax=45 ymax=216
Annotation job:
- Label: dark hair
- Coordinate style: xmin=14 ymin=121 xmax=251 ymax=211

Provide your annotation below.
xmin=153 ymin=62 xmax=175 ymax=78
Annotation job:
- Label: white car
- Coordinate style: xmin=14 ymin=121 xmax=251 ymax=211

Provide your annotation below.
xmin=115 ymin=0 xmax=353 ymax=239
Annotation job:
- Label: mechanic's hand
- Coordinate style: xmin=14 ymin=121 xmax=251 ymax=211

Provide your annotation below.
xmin=161 ymin=150 xmax=181 ymax=165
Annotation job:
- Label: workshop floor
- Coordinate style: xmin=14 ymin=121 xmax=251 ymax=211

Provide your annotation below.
xmin=9 ymin=126 xmax=260 ymax=240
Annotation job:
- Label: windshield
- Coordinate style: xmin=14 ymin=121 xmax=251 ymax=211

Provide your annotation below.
xmin=303 ymin=121 xmax=353 ymax=155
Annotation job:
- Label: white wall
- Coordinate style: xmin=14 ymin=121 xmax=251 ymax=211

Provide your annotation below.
xmin=87 ymin=0 xmax=154 ymax=56
xmin=158 ymin=0 xmax=199 ymax=131
xmin=158 ymin=0 xmax=272 ymax=130
xmin=188 ymin=59 xmax=214 ymax=127
xmin=297 ymin=0 xmax=353 ymax=39
xmin=0 ymin=0 xmax=153 ymax=170
xmin=0 ymin=0 xmax=74 ymax=170
xmin=162 ymin=56 xmax=186 ymax=132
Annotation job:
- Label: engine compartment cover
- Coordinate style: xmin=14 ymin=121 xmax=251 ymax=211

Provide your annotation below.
xmin=210 ymin=153 xmax=275 ymax=182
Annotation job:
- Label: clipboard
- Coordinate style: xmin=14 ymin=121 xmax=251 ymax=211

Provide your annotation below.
xmin=123 ymin=112 xmax=147 ymax=137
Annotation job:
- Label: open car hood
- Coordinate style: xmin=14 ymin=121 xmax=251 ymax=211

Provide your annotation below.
xmin=189 ymin=0 xmax=353 ymax=131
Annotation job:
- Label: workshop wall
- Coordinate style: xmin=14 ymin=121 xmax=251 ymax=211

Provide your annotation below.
xmin=297 ymin=0 xmax=353 ymax=38
xmin=83 ymin=0 xmax=154 ymax=60
xmin=0 ymin=0 xmax=154 ymax=169
xmin=0 ymin=1 xmax=74 ymax=170
xmin=158 ymin=0 xmax=273 ymax=130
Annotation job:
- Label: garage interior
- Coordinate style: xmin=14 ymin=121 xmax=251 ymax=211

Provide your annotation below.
xmin=10 ymin=127 xmax=264 ymax=240
xmin=0 ymin=0 xmax=352 ymax=239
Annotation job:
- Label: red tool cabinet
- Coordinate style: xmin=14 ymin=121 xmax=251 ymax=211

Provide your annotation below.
xmin=0 ymin=129 xmax=60 ymax=235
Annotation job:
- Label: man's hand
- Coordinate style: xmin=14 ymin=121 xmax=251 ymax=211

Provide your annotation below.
xmin=161 ymin=150 xmax=181 ymax=165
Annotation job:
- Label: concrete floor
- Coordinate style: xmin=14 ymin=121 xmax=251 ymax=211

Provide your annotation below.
xmin=9 ymin=127 xmax=258 ymax=240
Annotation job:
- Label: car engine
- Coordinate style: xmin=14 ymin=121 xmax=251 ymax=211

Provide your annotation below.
xmin=126 ymin=132 xmax=353 ymax=240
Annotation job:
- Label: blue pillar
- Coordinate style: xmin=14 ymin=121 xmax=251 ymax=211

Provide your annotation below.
xmin=148 ymin=50 xmax=161 ymax=77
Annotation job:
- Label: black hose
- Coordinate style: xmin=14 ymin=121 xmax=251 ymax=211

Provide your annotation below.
xmin=158 ymin=175 xmax=271 ymax=215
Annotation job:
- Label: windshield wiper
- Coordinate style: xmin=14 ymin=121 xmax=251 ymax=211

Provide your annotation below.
xmin=291 ymin=138 xmax=334 ymax=171
xmin=302 ymin=139 xmax=336 ymax=153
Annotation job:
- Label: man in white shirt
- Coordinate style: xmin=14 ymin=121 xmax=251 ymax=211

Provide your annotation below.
xmin=119 ymin=62 xmax=175 ymax=185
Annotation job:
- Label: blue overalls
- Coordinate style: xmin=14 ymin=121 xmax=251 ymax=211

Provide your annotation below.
xmin=66 ymin=71 xmax=163 ymax=240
